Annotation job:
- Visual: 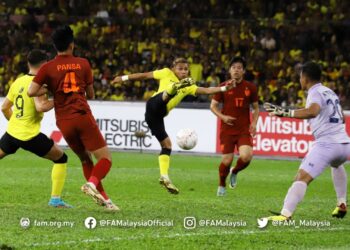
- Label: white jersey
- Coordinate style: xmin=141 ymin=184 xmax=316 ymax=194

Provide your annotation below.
xmin=306 ymin=83 xmax=350 ymax=143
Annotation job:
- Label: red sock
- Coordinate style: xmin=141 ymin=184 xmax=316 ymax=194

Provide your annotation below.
xmin=231 ymin=158 xmax=250 ymax=175
xmin=83 ymin=161 xmax=109 ymax=200
xmin=88 ymin=158 xmax=111 ymax=187
xmin=219 ymin=162 xmax=230 ymax=187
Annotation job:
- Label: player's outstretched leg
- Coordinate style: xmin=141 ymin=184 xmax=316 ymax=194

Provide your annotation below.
xmin=48 ymin=152 xmax=72 ymax=208
xmin=331 ymin=165 xmax=347 ymax=218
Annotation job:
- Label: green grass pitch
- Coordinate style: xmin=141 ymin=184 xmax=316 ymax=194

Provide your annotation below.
xmin=0 ymin=149 xmax=349 ymax=249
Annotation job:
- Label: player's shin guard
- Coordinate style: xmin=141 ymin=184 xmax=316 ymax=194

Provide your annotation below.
xmin=281 ymin=181 xmax=307 ymax=217
xmin=332 ymin=165 xmax=347 ymax=206
xmin=51 ymin=163 xmax=67 ymax=197
xmin=219 ymin=162 xmax=230 ymax=187
xmin=159 ymin=148 xmax=171 ymax=178
xmin=231 ymin=158 xmax=250 ymax=175
xmin=88 ymin=158 xmax=112 ymax=187
xmin=82 ymin=161 xmax=109 ymax=200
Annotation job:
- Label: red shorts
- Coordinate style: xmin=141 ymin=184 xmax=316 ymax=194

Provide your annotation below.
xmin=56 ymin=113 xmax=106 ymax=154
xmin=219 ymin=133 xmax=253 ymax=154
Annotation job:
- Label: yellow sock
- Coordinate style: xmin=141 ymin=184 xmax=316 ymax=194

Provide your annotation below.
xmin=159 ymin=154 xmax=170 ymax=176
xmin=51 ymin=163 xmax=67 ymax=197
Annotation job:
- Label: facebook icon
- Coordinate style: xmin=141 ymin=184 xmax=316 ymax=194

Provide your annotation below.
xmin=84 ymin=217 xmax=97 ymax=229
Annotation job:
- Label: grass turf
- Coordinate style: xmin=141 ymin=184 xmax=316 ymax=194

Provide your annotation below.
xmin=0 ymin=149 xmax=349 ymax=249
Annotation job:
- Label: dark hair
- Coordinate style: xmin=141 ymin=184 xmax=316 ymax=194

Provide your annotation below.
xmin=51 ymin=25 xmax=74 ymax=52
xmin=300 ymin=61 xmax=321 ymax=81
xmin=27 ymin=49 xmax=48 ymax=66
xmin=229 ymin=56 xmax=246 ymax=69
xmin=172 ymin=57 xmax=189 ymax=67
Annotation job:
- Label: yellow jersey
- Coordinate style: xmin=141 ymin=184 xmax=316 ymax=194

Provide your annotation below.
xmin=6 ymin=74 xmax=43 ymax=141
xmin=153 ymin=68 xmax=198 ymax=114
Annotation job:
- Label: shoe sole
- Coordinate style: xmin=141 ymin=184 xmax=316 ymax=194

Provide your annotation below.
xmin=159 ymin=180 xmax=179 ymax=194
xmin=81 ymin=184 xmax=106 ymax=206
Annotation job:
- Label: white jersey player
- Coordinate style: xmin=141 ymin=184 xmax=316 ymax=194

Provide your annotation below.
xmin=263 ymin=61 xmax=349 ymax=221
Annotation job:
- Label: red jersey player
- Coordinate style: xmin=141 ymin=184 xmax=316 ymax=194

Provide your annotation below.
xmin=28 ymin=25 xmax=119 ymax=211
xmin=211 ymin=56 xmax=259 ymax=196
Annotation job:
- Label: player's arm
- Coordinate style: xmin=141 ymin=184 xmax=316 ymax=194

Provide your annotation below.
xmin=1 ymin=98 xmax=13 ymax=120
xmin=28 ymin=82 xmax=48 ymax=97
xmin=264 ymin=102 xmax=320 ymax=119
xmin=250 ymin=102 xmax=259 ymax=137
xmin=210 ymin=98 xmax=235 ymax=125
xmin=111 ymin=72 xmax=154 ymax=85
xmin=34 ymin=94 xmax=54 ymax=112
xmin=196 ymin=79 xmax=236 ymax=95
xmin=86 ymin=84 xmax=95 ymax=99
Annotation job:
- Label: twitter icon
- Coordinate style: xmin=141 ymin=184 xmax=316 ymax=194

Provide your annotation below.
xmin=257 ymin=218 xmax=268 ymax=228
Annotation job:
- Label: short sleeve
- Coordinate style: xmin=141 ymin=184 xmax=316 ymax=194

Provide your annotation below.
xmin=6 ymin=83 xmax=15 ymax=102
xmin=307 ymin=90 xmax=323 ymax=108
xmin=187 ymin=84 xmax=198 ymax=96
xmin=33 ymin=63 xmax=48 ymax=86
xmin=153 ymin=68 xmax=171 ymax=80
xmin=84 ymin=59 xmax=93 ymax=85
xmin=250 ymin=84 xmax=259 ymax=103
xmin=212 ymin=91 xmax=223 ymax=102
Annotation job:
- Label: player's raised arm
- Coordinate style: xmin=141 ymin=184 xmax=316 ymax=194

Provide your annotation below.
xmin=111 ymin=71 xmax=154 ymax=85
xmin=34 ymin=95 xmax=54 ymax=112
xmin=1 ymin=98 xmax=13 ymax=120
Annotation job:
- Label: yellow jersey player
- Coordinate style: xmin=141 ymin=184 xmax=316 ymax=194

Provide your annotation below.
xmin=112 ymin=57 xmax=235 ymax=194
xmin=0 ymin=49 xmax=71 ymax=208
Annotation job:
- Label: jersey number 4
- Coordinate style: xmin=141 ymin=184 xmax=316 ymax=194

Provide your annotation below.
xmin=63 ymin=72 xmax=79 ymax=93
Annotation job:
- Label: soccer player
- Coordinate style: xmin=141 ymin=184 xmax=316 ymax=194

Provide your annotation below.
xmin=210 ymin=56 xmax=259 ymax=196
xmin=27 ymin=25 xmax=119 ymax=211
xmin=263 ymin=61 xmax=349 ymax=220
xmin=0 ymin=49 xmax=71 ymax=208
xmin=112 ymin=58 xmax=235 ymax=194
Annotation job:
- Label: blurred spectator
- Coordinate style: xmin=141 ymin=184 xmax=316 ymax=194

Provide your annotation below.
xmin=0 ymin=0 xmax=349 ymax=109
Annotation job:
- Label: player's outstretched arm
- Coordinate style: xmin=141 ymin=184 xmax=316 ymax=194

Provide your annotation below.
xmin=264 ymin=102 xmax=320 ymax=119
xmin=196 ymin=79 xmax=236 ymax=95
xmin=111 ymin=72 xmax=154 ymax=85
xmin=28 ymin=82 xmax=48 ymax=97
xmin=1 ymin=98 xmax=13 ymax=120
xmin=34 ymin=95 xmax=54 ymax=112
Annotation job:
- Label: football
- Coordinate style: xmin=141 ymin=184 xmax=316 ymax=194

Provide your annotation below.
xmin=176 ymin=128 xmax=198 ymax=150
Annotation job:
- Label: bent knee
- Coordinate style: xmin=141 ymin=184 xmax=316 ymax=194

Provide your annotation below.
xmin=240 ymin=153 xmax=253 ymax=163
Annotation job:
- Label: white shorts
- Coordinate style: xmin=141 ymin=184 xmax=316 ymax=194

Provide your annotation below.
xmin=300 ymin=142 xmax=350 ymax=178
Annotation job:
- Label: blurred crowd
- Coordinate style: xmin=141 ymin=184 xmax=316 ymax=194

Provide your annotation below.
xmin=0 ymin=0 xmax=350 ymax=108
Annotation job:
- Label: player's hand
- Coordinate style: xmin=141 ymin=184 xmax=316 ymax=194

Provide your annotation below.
xmin=222 ymin=115 xmax=236 ymax=125
xmin=225 ymin=79 xmax=237 ymax=90
xmin=111 ymin=76 xmax=123 ymax=85
xmin=249 ymin=123 xmax=257 ymax=137
xmin=263 ymin=102 xmax=293 ymax=117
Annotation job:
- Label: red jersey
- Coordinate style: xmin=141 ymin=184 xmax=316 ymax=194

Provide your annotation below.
xmin=213 ymin=79 xmax=258 ymax=135
xmin=34 ymin=54 xmax=93 ymax=121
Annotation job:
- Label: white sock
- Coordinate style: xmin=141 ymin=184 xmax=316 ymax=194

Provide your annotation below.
xmin=161 ymin=174 xmax=169 ymax=180
xmin=332 ymin=165 xmax=347 ymax=206
xmin=88 ymin=182 xmax=96 ymax=189
xmin=281 ymin=181 xmax=308 ymax=217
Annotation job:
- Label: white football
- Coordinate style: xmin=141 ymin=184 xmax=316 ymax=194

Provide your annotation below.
xmin=176 ymin=128 xmax=198 ymax=150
